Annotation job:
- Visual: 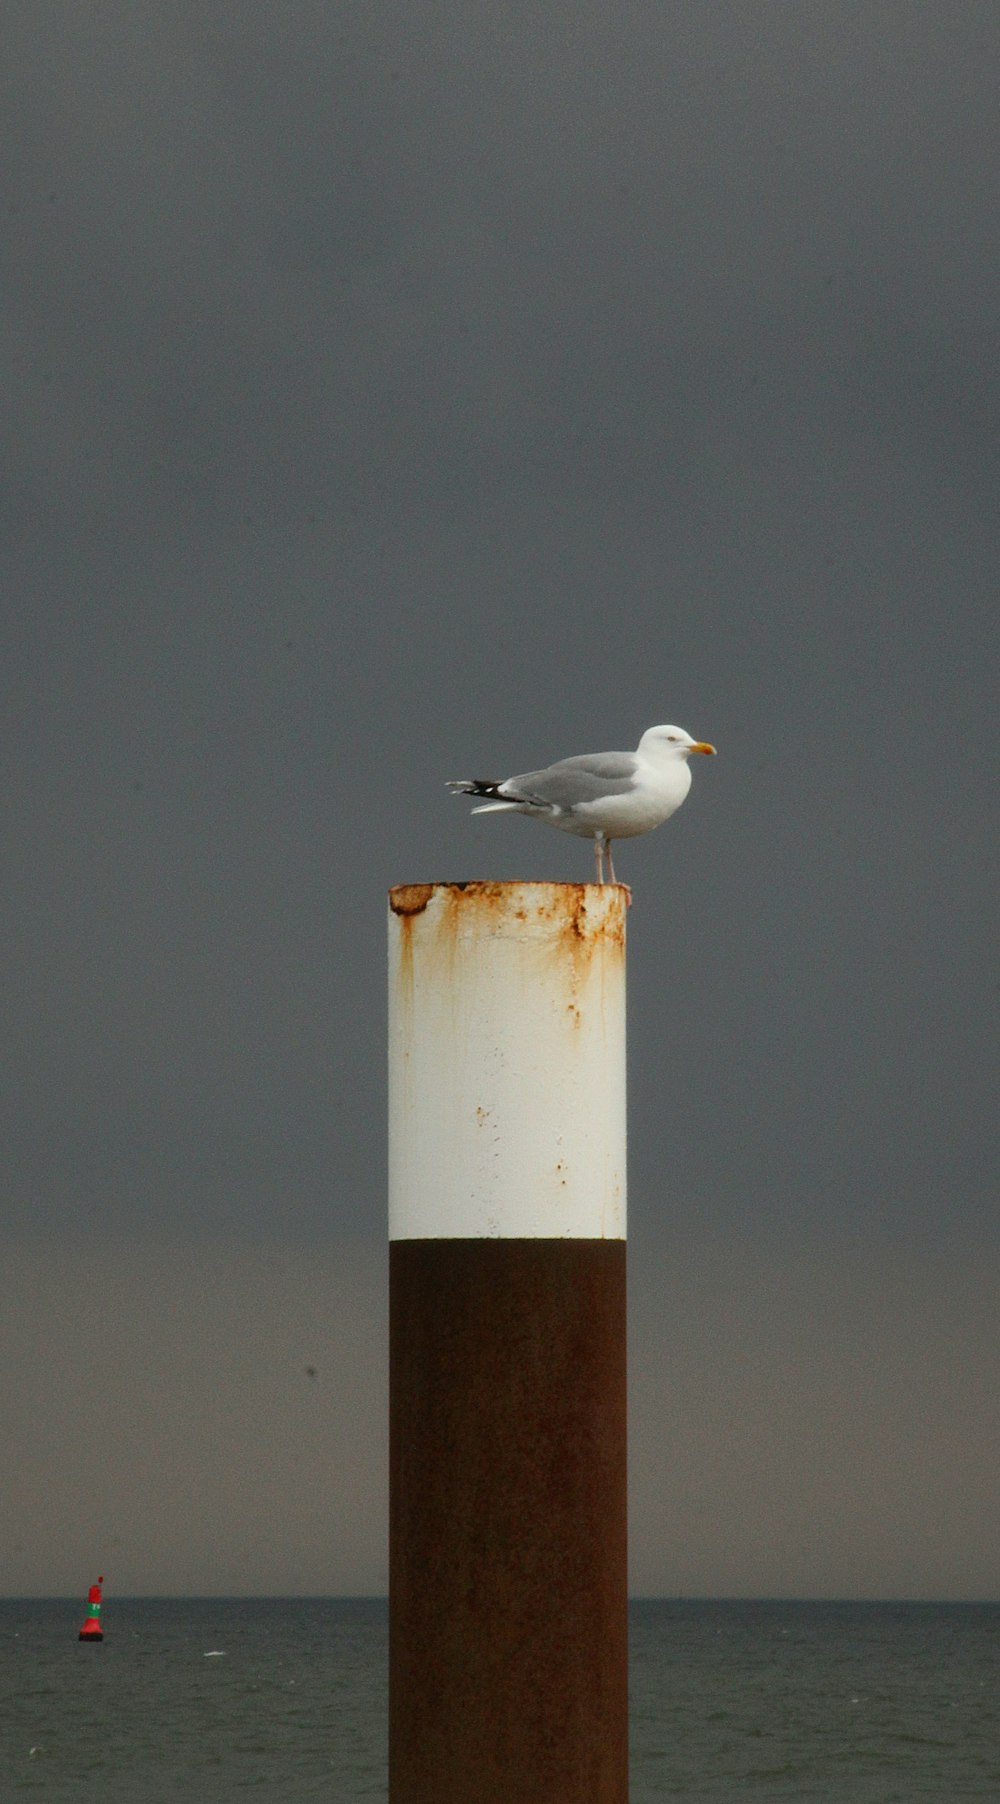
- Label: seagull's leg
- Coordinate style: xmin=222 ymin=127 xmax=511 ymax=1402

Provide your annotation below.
xmin=594 ymin=834 xmax=606 ymax=884
xmin=606 ymin=840 xmax=632 ymax=904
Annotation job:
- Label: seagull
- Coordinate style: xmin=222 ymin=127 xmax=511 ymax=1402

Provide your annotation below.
xmin=448 ymin=725 xmax=716 ymax=883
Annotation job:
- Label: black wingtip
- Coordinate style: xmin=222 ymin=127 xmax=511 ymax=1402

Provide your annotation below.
xmin=447 ymin=779 xmax=504 ymax=799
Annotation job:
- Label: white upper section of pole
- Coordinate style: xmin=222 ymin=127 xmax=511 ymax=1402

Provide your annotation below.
xmin=388 ymin=882 xmax=627 ymax=1240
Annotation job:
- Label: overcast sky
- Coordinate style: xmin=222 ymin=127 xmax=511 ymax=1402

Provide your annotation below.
xmin=2 ymin=2 xmax=996 ymax=1599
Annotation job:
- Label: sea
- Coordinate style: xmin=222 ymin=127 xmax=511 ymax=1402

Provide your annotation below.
xmin=2 ymin=1597 xmax=997 ymax=1801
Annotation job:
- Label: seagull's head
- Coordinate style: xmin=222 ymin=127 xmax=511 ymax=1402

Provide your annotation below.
xmin=640 ymin=724 xmax=717 ymax=759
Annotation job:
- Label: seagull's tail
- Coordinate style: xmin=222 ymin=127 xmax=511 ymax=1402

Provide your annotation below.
xmin=447 ymin=778 xmax=520 ymax=815
xmin=446 ymin=778 xmax=500 ymax=797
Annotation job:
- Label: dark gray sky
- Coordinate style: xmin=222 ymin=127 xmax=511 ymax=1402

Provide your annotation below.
xmin=2 ymin=2 xmax=996 ymax=1598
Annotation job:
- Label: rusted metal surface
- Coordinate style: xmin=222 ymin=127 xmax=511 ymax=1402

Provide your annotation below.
xmin=389 ymin=878 xmax=626 ymax=945
xmin=388 ymin=882 xmax=627 ymax=1241
xmin=389 ymin=1237 xmax=628 ymax=1804
xmin=388 ymin=882 xmax=436 ymax=917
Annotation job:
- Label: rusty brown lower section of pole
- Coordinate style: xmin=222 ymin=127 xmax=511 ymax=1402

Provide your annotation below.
xmin=389 ymin=1238 xmax=628 ymax=1804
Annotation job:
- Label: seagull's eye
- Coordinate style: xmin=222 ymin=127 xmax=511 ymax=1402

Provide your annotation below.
xmin=667 ymin=734 xmax=679 ymax=742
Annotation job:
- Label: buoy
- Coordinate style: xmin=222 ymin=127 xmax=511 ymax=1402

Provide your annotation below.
xmin=78 ymin=1576 xmax=104 ymax=1642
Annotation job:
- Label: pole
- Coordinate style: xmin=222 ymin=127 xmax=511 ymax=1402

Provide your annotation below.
xmin=388 ymin=881 xmax=628 ymax=1804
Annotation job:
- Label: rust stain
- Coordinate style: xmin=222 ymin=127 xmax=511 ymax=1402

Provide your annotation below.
xmin=546 ymin=885 xmax=627 ymax=956
xmin=390 ymin=890 xmax=434 ymax=1019
xmin=535 ymin=886 xmax=627 ymax=982
xmin=391 ymin=881 xmax=624 ymax=941
xmin=390 ymin=884 xmax=435 ymax=917
xmin=390 ymin=883 xmax=625 ymax=1015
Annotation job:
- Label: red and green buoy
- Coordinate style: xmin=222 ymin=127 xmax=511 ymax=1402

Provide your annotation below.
xmin=78 ymin=1576 xmax=104 ymax=1642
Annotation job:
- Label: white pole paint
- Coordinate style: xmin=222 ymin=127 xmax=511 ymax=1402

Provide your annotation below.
xmin=388 ymin=881 xmax=627 ymax=1241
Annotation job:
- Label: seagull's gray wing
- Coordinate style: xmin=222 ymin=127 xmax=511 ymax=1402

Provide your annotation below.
xmin=503 ymin=751 xmax=639 ymax=811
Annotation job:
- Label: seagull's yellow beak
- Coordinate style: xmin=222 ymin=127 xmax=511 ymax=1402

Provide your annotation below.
xmin=691 ymin=741 xmax=716 ymax=755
